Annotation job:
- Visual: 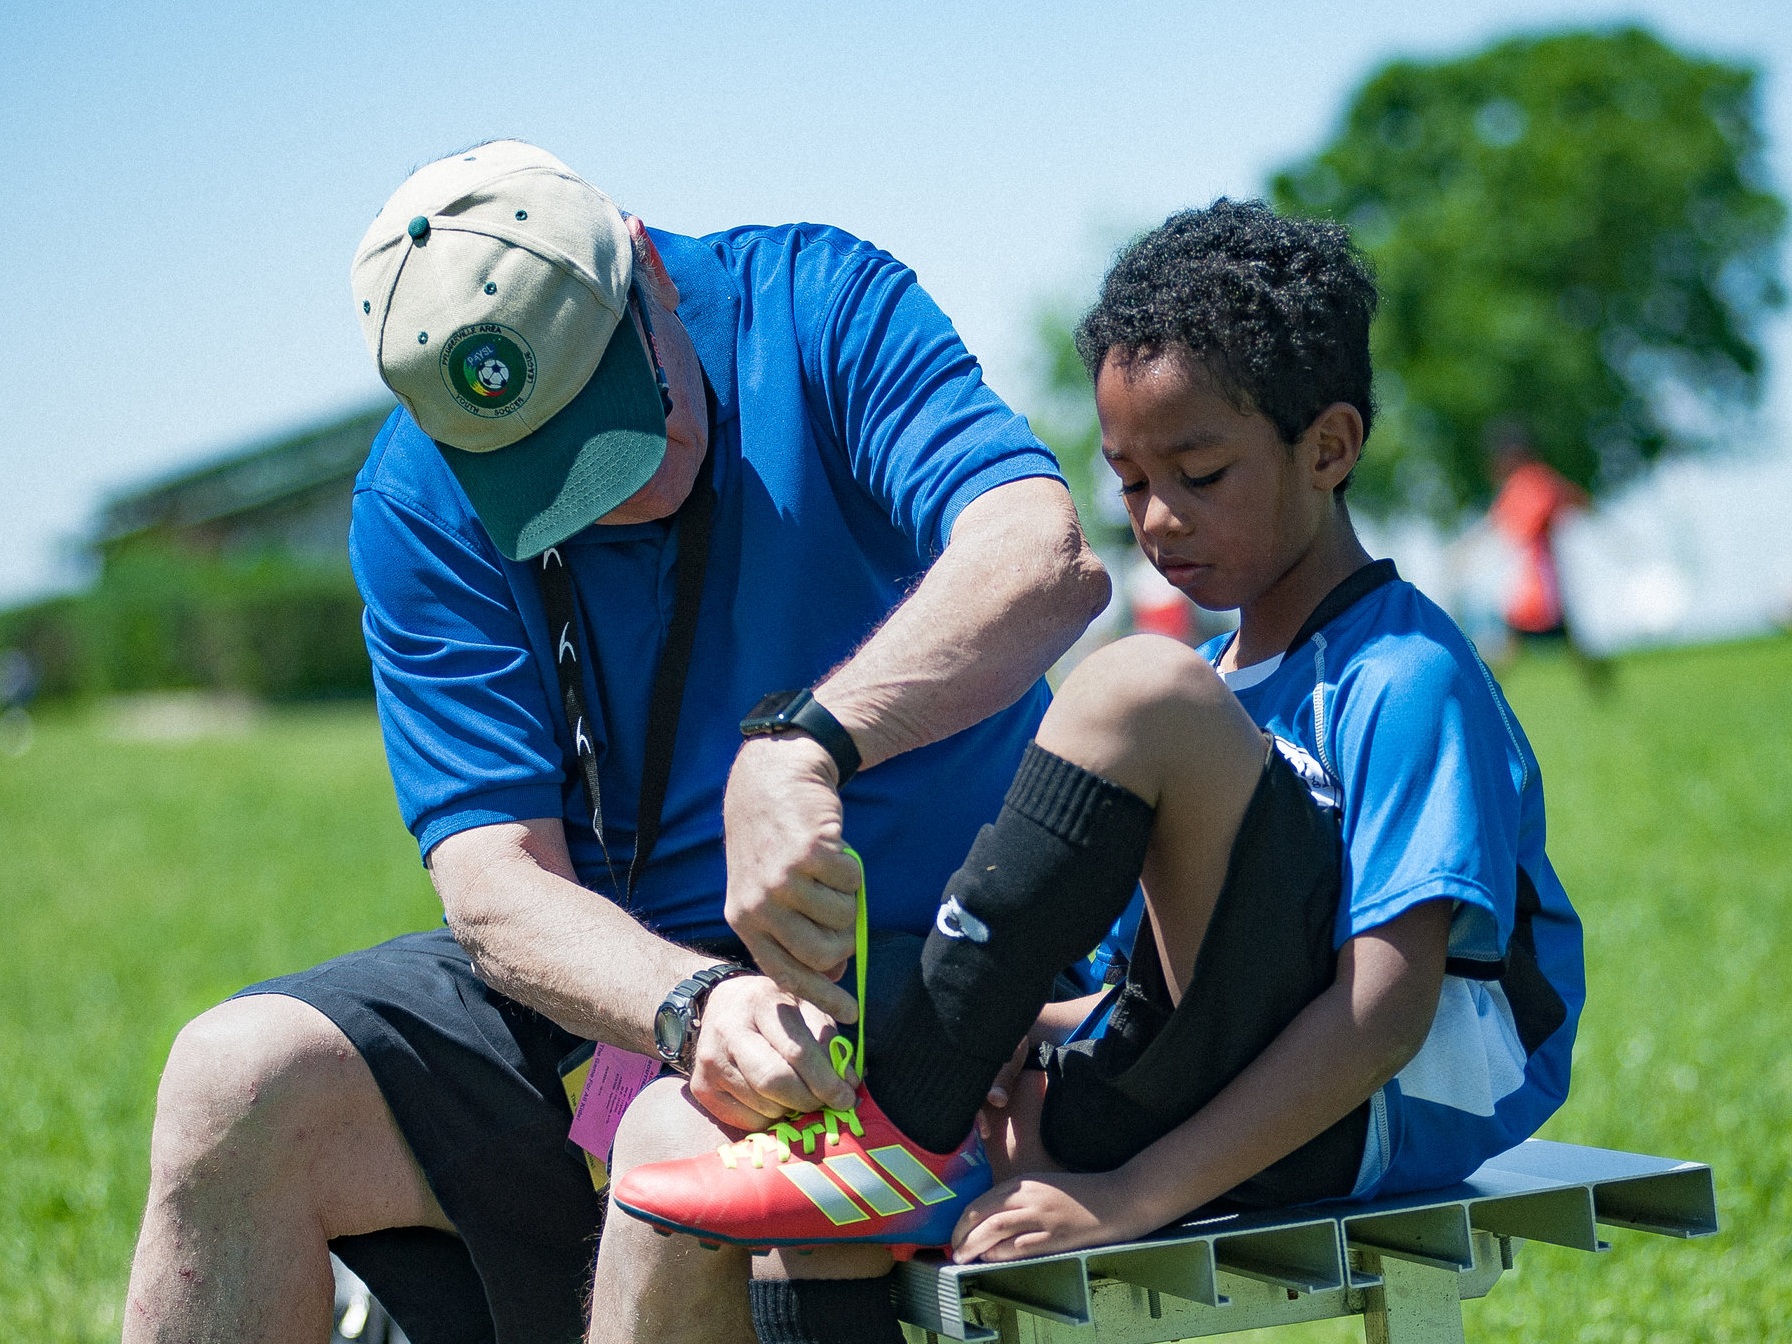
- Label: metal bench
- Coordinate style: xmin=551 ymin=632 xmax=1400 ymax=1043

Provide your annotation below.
xmin=891 ymin=1140 xmax=1716 ymax=1343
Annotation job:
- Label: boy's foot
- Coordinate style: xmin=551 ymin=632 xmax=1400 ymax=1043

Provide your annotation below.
xmin=611 ymin=1084 xmax=989 ymax=1256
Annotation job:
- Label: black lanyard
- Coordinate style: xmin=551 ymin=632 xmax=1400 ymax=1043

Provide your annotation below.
xmin=534 ymin=443 xmax=716 ymax=905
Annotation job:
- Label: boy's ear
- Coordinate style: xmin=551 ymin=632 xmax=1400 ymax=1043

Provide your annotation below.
xmin=1304 ymin=402 xmax=1364 ymax=492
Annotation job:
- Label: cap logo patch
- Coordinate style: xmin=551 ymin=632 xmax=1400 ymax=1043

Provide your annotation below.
xmin=441 ymin=324 xmax=536 ymax=418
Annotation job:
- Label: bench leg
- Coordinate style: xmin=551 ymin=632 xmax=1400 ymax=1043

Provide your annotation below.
xmin=1362 ymin=1254 xmax=1467 ymax=1344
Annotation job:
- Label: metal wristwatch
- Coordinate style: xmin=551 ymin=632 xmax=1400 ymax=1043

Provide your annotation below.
xmin=653 ymin=963 xmax=752 ymax=1073
xmin=739 ymin=688 xmax=862 ymax=786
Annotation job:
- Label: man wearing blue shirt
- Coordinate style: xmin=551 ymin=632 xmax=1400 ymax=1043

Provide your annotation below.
xmin=123 ymin=141 xmax=1107 ymax=1344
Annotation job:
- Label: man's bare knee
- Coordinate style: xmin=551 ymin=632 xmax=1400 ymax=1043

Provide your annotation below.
xmin=150 ymin=994 xmax=446 ymax=1235
xmin=594 ymin=1080 xmax=754 ymax=1344
xmin=153 ymin=996 xmax=343 ymax=1172
xmin=610 ymin=1077 xmax=733 ymax=1175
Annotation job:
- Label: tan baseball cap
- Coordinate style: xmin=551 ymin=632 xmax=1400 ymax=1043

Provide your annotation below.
xmin=352 ymin=140 xmax=667 ymax=560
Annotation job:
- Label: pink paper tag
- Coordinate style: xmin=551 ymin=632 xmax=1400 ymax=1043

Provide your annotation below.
xmin=567 ymin=1043 xmax=661 ymax=1167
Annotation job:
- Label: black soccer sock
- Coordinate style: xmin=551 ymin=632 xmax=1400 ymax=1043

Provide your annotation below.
xmin=866 ymin=744 xmax=1155 ymax=1153
xmin=749 ymin=1275 xmax=904 ymax=1344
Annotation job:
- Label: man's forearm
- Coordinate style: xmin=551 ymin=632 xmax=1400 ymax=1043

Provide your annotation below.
xmin=816 ymin=478 xmax=1109 ymax=769
xmin=429 ymin=818 xmax=713 ymax=1053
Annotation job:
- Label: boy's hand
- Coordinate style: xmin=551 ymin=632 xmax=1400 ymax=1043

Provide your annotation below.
xmin=950 ymin=1172 xmax=1157 ymax=1263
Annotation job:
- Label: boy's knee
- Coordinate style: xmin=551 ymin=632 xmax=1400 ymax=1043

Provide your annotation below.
xmin=1047 ymin=635 xmax=1238 ymax=763
xmin=1061 ymin=635 xmax=1226 ymax=718
xmin=151 ymin=995 xmax=360 ymax=1190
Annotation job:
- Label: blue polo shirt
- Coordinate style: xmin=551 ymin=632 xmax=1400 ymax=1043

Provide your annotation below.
xmin=351 ymin=223 xmax=1062 ymax=943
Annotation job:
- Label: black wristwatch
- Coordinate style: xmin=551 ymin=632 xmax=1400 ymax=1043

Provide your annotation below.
xmin=740 ymin=688 xmax=861 ymax=786
xmin=653 ymin=963 xmax=752 ymax=1073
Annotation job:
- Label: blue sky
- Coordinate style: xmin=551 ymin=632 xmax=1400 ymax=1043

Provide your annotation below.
xmin=3 ymin=0 xmax=1788 ymax=604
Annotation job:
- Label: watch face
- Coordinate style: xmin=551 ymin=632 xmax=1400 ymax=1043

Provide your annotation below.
xmin=653 ymin=1001 xmax=686 ymax=1062
xmin=741 ymin=689 xmax=805 ymax=732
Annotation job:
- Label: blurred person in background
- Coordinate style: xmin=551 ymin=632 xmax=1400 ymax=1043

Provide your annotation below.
xmin=1486 ymin=421 xmax=1612 ymax=691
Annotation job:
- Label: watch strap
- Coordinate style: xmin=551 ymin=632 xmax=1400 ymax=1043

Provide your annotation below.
xmin=744 ymin=689 xmax=861 ymax=786
xmin=684 ymin=962 xmax=752 ymax=998
xmin=788 ymin=692 xmax=861 ymax=786
xmin=660 ymin=962 xmax=752 ymax=1071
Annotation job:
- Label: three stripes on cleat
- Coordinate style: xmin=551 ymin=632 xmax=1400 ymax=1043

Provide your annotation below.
xmin=774 ymin=1144 xmax=959 ymax=1227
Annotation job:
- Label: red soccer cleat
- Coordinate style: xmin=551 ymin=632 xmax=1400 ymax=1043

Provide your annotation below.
xmin=611 ymin=1080 xmax=989 ymax=1258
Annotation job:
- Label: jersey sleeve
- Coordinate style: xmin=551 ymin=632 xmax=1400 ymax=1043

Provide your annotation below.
xmin=1328 ymin=642 xmax=1519 ymax=961
xmin=350 ymin=475 xmax=567 ymax=859
xmin=798 ymin=239 xmax=1063 ymax=555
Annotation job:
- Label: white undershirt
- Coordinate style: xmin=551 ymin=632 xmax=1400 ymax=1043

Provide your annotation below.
xmin=1219 ymin=651 xmax=1284 ymax=692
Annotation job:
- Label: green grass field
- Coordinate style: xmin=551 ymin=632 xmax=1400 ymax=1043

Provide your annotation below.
xmin=2 ymin=637 xmax=1788 ymax=1342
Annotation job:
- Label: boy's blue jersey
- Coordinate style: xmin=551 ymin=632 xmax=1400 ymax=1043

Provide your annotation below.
xmin=1102 ymin=567 xmax=1585 ymax=1198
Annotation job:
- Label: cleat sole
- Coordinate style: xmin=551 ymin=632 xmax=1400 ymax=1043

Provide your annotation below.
xmin=611 ymin=1197 xmax=950 ymax=1257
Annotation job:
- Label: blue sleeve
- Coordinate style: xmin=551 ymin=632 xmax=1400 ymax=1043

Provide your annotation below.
xmin=1329 ymin=643 xmax=1518 ymax=960
xmin=350 ymin=476 xmax=566 ymax=859
xmin=798 ymin=239 xmax=1063 ymax=555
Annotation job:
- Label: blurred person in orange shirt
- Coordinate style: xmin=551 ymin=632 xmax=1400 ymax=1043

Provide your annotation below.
xmin=1486 ymin=422 xmax=1611 ymax=690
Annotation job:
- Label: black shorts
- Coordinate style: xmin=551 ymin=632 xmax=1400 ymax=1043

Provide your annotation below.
xmin=235 ymin=926 xmax=927 ymax=1344
xmin=237 ymin=928 xmax=611 ymax=1344
xmin=1038 ymin=739 xmax=1369 ymax=1208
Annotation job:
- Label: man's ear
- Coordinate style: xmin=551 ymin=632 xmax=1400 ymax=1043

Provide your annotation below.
xmin=1305 ymin=402 xmax=1364 ymax=492
xmin=624 ymin=215 xmax=682 ymax=310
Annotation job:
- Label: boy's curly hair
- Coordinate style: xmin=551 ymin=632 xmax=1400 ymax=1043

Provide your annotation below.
xmin=1074 ymin=200 xmax=1379 ymax=463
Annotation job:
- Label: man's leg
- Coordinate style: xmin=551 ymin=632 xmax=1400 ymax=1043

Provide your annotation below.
xmin=595 ymin=1079 xmax=902 ymax=1344
xmin=124 ymin=994 xmax=451 ymax=1344
xmin=591 ymin=1078 xmax=755 ymax=1344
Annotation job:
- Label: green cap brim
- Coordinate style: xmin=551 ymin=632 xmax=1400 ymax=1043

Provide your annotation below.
xmin=437 ymin=322 xmax=668 ymax=561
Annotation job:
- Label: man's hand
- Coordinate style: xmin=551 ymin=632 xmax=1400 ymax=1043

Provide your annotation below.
xmin=723 ymin=733 xmax=862 ymax=1022
xmin=951 ymin=1171 xmax=1156 ymax=1264
xmin=688 ymin=974 xmax=857 ymax=1129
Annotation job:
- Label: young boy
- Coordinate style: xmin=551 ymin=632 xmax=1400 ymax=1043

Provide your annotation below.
xmin=615 ymin=200 xmax=1583 ymax=1271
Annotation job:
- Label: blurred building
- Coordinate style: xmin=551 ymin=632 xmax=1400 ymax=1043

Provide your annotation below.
xmin=92 ymin=405 xmax=393 ymax=572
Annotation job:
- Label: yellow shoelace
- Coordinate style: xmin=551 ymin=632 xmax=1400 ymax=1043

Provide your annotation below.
xmin=718 ymin=847 xmax=867 ymax=1171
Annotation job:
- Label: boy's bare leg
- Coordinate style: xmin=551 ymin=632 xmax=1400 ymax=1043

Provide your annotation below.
xmin=1032 ymin=634 xmax=1267 ymax=996
xmin=123 ymin=994 xmax=451 ymax=1344
xmin=983 ymin=1069 xmax=1063 ymax=1184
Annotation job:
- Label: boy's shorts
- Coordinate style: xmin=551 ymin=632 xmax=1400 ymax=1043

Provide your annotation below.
xmin=1037 ymin=737 xmax=1370 ymax=1208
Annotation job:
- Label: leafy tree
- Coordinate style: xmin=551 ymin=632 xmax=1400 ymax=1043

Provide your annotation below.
xmin=1271 ymin=26 xmax=1786 ymax=512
